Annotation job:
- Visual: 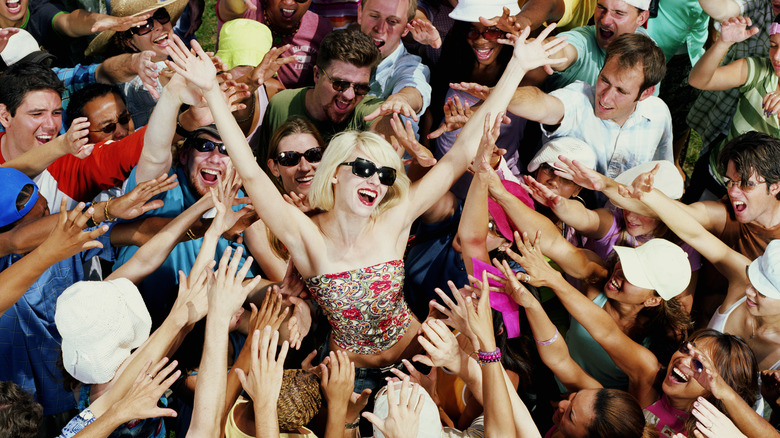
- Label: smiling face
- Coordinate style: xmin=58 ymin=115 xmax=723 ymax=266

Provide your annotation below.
xmin=126 ymin=11 xmax=173 ymax=61
xmin=83 ymin=93 xmax=134 ymax=143
xmin=332 ymin=150 xmax=389 ymax=217
xmin=466 ymin=23 xmax=502 ymax=66
xmin=623 ymin=210 xmax=661 ymax=237
xmin=593 ymin=0 xmax=647 ymax=49
xmin=594 ymin=57 xmax=651 ymax=126
xmin=357 ymin=0 xmax=410 ymax=59
xmin=0 ymin=89 xmax=62 ymax=160
xmin=552 ymin=389 xmax=598 ymax=438
xmin=180 ymin=134 xmax=231 ymax=197
xmin=268 ymin=133 xmax=321 ymax=196
xmin=724 ymin=161 xmax=780 ymax=225
xmin=604 ymin=260 xmax=659 ymax=306
xmin=265 ymin=0 xmax=311 ymax=34
xmin=310 ymin=61 xmax=372 ymax=124
xmin=662 ymin=338 xmax=716 ymax=407
xmin=745 ymin=281 xmax=780 ymax=316
xmin=0 ymin=0 xmax=27 ymax=27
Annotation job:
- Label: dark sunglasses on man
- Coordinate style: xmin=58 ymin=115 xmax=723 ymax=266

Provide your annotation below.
xmin=185 ymin=137 xmax=228 ymax=155
xmin=89 ymin=112 xmax=132 ymax=134
xmin=319 ymin=68 xmax=371 ymax=96
xmin=130 ymin=8 xmax=171 ymax=36
xmin=339 ymin=157 xmax=396 ymax=186
xmin=466 ymin=27 xmax=503 ymax=41
xmin=274 ymin=147 xmax=323 ymax=167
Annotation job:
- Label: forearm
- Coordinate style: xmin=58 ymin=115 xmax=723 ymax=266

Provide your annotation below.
xmin=1 ymin=137 xmax=69 ymax=177
xmin=218 ymin=0 xmax=249 ymax=20
xmin=138 ymin=87 xmax=180 ymax=182
xmin=458 ymin=172 xmax=491 ymax=270
xmin=551 ymin=199 xmax=602 ymax=237
xmin=96 ymin=53 xmax=138 ymax=84
xmin=688 ymin=40 xmax=733 ymax=90
xmin=243 ymin=221 xmax=287 ymax=282
xmin=53 ymin=10 xmax=102 ymax=37
xmin=324 ymin=404 xmax=349 ymax=438
xmin=507 ymin=86 xmax=564 ymax=125
xmin=720 ymin=385 xmax=780 ymax=438
xmin=0 ymin=246 xmax=61 ymax=314
xmin=190 ymin=319 xmax=231 ymax=436
xmin=0 ymin=215 xmax=59 ymax=257
xmin=395 ymin=87 xmax=424 ymax=114
xmin=72 ymin=407 xmax=129 ymax=438
xmin=698 ymin=0 xmax=741 ymax=22
xmin=253 ymin=400 xmax=280 ymax=438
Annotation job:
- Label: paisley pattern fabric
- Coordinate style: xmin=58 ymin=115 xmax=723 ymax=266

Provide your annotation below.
xmin=305 ymin=260 xmax=411 ymax=355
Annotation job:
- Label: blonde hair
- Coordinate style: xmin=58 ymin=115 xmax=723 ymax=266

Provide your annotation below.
xmin=308 ymin=130 xmax=410 ymax=218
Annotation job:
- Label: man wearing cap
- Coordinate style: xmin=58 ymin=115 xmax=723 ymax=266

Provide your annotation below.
xmin=505 ymin=32 xmax=672 ymax=181
xmin=113 ymin=72 xmax=281 ymax=325
xmin=255 ymin=28 xmax=385 ymax=155
xmin=545 ymin=0 xmax=652 ymax=91
xmin=357 ymin=0 xmax=432 ymax=128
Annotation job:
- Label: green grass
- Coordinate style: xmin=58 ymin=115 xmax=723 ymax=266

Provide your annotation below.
xmin=196 ymin=0 xmax=218 ymax=53
xmin=684 ymin=130 xmax=703 ymax=177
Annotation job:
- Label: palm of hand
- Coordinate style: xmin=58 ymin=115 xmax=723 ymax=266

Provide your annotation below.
xmin=721 ymin=23 xmax=752 ymax=43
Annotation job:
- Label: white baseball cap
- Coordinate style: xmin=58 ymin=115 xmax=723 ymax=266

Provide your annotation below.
xmin=528 ymin=137 xmax=598 ymax=178
xmin=624 ymin=0 xmax=651 ymax=10
xmin=613 ymin=239 xmax=691 ymax=300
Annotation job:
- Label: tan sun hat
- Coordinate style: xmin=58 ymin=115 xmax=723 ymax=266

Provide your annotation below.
xmin=85 ymin=0 xmax=188 ymax=57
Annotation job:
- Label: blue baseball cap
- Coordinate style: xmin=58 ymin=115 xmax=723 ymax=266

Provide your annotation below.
xmin=0 ymin=168 xmax=39 ymax=228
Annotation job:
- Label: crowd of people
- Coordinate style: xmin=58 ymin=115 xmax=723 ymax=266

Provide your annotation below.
xmin=0 ymin=0 xmax=779 ymax=437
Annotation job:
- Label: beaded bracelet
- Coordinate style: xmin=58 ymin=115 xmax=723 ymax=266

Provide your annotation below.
xmin=476 ymin=347 xmax=502 ymax=365
xmin=534 ymin=328 xmax=559 ymax=346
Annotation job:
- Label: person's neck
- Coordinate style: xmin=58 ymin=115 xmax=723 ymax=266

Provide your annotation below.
xmin=605 ymin=298 xmax=644 ymax=328
xmin=611 ymin=104 xmax=637 ymax=127
xmin=304 ymin=89 xmax=328 ymax=122
xmin=319 ymin=207 xmax=372 ymax=246
xmin=666 ymin=393 xmax=694 ymax=412
xmin=0 ymin=132 xmax=24 ymax=162
xmin=753 ymin=201 xmax=780 ymax=229
xmin=756 ymin=313 xmax=780 ymax=335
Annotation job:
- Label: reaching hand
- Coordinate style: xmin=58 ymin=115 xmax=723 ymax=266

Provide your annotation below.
xmin=278 ymin=261 xmax=310 ymax=301
xmin=91 ymin=11 xmax=153 ymax=33
xmin=320 ymin=350 xmax=356 ymax=410
xmin=363 ymin=379 xmax=424 ymax=438
xmin=688 ymin=396 xmax=747 ymax=438
xmin=207 ymin=246 xmax=261 ymax=321
xmin=108 ymin=173 xmax=178 ymax=220
xmin=719 ymin=16 xmax=760 ymax=44
xmin=234 ymin=326 xmax=289 ymax=406
xmin=131 ymin=51 xmax=160 ymax=98
xmin=389 ymin=113 xmax=437 ymax=167
xmin=389 ymin=359 xmax=440 ymax=405
xmin=413 ymin=319 xmax=463 ymax=373
xmin=523 ymin=175 xmax=563 ymax=208
xmin=251 ymin=288 xmax=288 ymax=333
xmin=450 ymin=82 xmax=491 ymax=101
xmin=494 ymin=259 xmax=537 ymax=308
xmin=429 ymin=281 xmax=475 ymax=340
xmin=110 ymin=358 xmax=180 ymax=423
xmin=282 ymin=191 xmax=313 ymax=213
xmin=555 ymin=155 xmax=605 ymax=191
xmin=171 ymin=267 xmax=211 ymax=326
xmin=620 ymin=162 xmax=660 ymax=201
xmin=38 ymin=199 xmax=108 ymax=260
xmin=165 ymin=36 xmax=219 ymax=92
xmin=0 ymin=27 xmax=20 ymax=53
xmin=406 ymin=19 xmax=442 ymax=48
xmin=428 ymin=95 xmax=473 ymax=139
xmin=287 ymin=295 xmax=311 ymax=350
xmin=250 ymin=45 xmax=295 ymax=87
xmin=464 ymin=271 xmax=497 ymax=351
xmin=500 ymin=23 xmax=568 ymax=75
xmin=61 ymin=117 xmax=93 ymax=159
xmin=504 ymin=231 xmax=562 ymax=288
xmin=479 ymin=6 xmax=525 ymax=34
xmin=472 ymin=112 xmax=503 ymax=175
xmin=365 ymin=93 xmax=419 ymax=122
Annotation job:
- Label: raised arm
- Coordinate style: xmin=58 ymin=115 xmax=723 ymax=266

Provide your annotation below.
xmin=405 ymin=24 xmax=570 ymax=221
xmin=688 ymin=16 xmax=755 ymax=91
xmin=507 ymin=232 xmax=661 ymax=405
xmin=164 ymin=37 xmax=323 ymax=274
xmin=698 ymin=0 xmax=741 ymax=23
xmin=1 ymin=117 xmax=92 ymax=177
xmin=505 ymin=85 xmax=566 ymax=125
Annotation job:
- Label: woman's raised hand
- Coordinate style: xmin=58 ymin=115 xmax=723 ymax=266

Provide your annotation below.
xmin=719 ymin=16 xmax=759 ymax=44
xmin=505 ymin=231 xmax=562 ymax=288
xmin=523 ymin=174 xmax=563 ymax=209
xmin=464 ymin=271 xmax=497 ymax=351
xmin=165 ymin=35 xmax=218 ymax=92
xmin=499 ymin=23 xmax=568 ymax=75
xmin=494 ymin=259 xmax=537 ymax=308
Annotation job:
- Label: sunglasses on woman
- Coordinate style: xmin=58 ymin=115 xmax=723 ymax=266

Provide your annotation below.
xmin=466 ymin=27 xmax=503 ymax=41
xmin=339 ymin=157 xmax=396 ymax=186
xmin=89 ymin=112 xmax=131 ymax=134
xmin=274 ymin=147 xmax=323 ymax=166
xmin=678 ymin=342 xmax=704 ymax=373
xmin=185 ymin=137 xmax=228 ymax=155
xmin=319 ymin=68 xmax=371 ymax=96
xmin=130 ymin=8 xmax=171 ymax=36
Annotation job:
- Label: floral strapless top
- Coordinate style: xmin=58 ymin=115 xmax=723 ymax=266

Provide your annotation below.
xmin=304 ymin=260 xmax=411 ymax=355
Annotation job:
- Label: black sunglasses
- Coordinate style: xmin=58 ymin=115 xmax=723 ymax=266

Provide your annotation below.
xmin=89 ymin=112 xmax=131 ymax=134
xmin=130 ymin=8 xmax=171 ymax=36
xmin=319 ymin=68 xmax=371 ymax=96
xmin=274 ymin=147 xmax=323 ymax=167
xmin=185 ymin=137 xmax=228 ymax=155
xmin=466 ymin=27 xmax=503 ymax=41
xmin=678 ymin=343 xmax=704 ymax=373
xmin=339 ymin=157 xmax=396 ymax=186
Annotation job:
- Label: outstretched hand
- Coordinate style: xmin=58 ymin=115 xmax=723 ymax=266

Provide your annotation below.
xmin=413 ymin=318 xmax=463 ymax=373
xmin=165 ymin=35 xmax=218 ymax=92
xmin=61 ymin=117 xmax=93 ymax=159
xmin=504 ymin=230 xmax=562 ymax=288
xmin=363 ymin=379 xmax=424 ymax=438
xmin=427 ymin=95 xmax=473 ymax=140
xmin=108 ymin=358 xmax=180 ymax=423
xmin=479 ymin=6 xmax=527 ymax=34
xmin=554 ymin=155 xmax=605 ymax=191
xmin=617 ymin=162 xmax=660 ymax=201
xmin=234 ymin=326 xmax=289 ymax=406
xmin=38 ymin=199 xmax=109 ymax=260
xmin=523 ymin=175 xmax=563 ymax=208
xmin=719 ymin=16 xmax=760 ymax=44
xmin=500 ymin=23 xmax=568 ymax=75
xmin=406 ymin=18 xmax=442 ymax=48
xmin=109 ymin=173 xmax=179 ymax=220
xmin=250 ymin=45 xmax=295 ymax=87
xmin=389 ymin=113 xmax=437 ymax=167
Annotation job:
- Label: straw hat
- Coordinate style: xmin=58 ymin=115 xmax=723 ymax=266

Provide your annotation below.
xmin=85 ymin=0 xmax=188 ymax=57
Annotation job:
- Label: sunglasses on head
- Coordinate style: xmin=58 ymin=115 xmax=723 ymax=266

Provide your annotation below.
xmin=274 ymin=147 xmax=323 ymax=167
xmin=130 ymin=8 xmax=171 ymax=36
xmin=319 ymin=68 xmax=371 ymax=96
xmin=89 ymin=112 xmax=131 ymax=134
xmin=339 ymin=157 xmax=396 ymax=186
xmin=185 ymin=137 xmax=228 ymax=155
xmin=466 ymin=27 xmax=503 ymax=41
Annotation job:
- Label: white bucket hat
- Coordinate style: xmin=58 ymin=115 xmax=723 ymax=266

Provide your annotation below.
xmin=449 ymin=0 xmax=521 ymax=23
xmin=748 ymin=240 xmax=780 ymax=300
xmin=614 ymin=160 xmax=684 ymax=200
xmin=56 ymin=278 xmax=151 ymax=384
xmin=528 ymin=137 xmax=598 ymax=179
xmin=613 ymin=238 xmax=691 ymax=300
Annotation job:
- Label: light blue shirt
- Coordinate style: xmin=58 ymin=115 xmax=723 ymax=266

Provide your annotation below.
xmin=544 ymin=81 xmax=673 ymax=180
xmin=369 ymin=43 xmax=431 ymax=116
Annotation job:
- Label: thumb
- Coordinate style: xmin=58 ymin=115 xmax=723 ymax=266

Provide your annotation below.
xmin=427 ymin=124 xmax=446 ymax=139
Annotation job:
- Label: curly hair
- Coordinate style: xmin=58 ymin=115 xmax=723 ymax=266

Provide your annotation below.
xmin=277 ymin=369 xmax=322 ymax=432
xmin=0 ymin=382 xmax=42 ymax=438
